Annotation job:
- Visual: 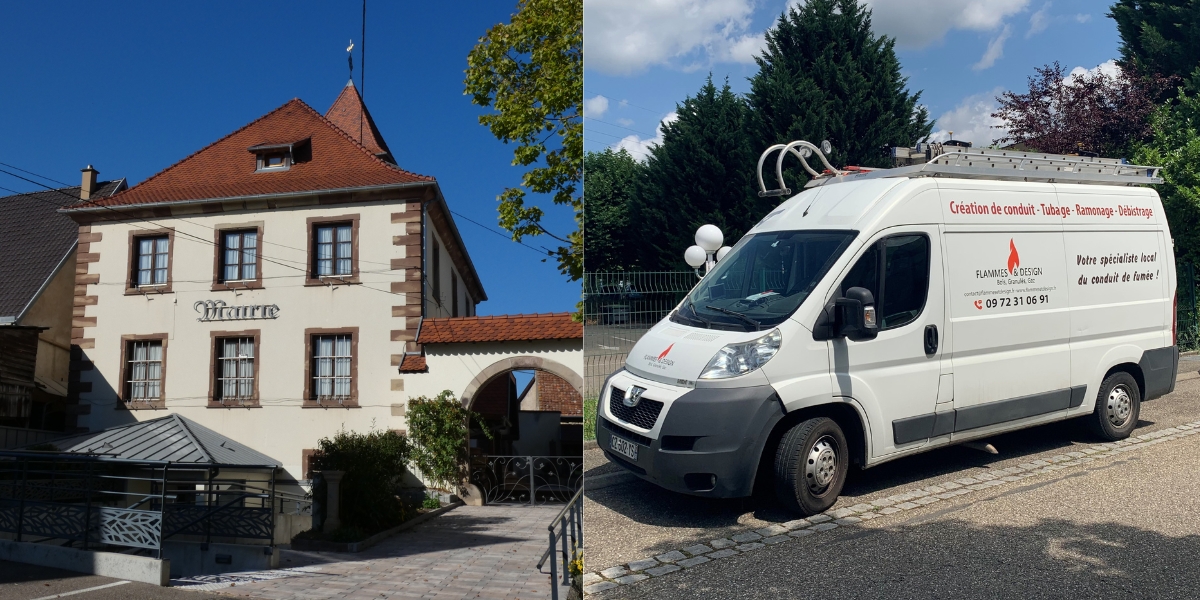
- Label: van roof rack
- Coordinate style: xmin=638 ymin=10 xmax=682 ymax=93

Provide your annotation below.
xmin=756 ymin=141 xmax=1164 ymax=196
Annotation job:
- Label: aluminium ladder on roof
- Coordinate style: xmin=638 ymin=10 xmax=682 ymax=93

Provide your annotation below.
xmin=755 ymin=141 xmax=1164 ymax=197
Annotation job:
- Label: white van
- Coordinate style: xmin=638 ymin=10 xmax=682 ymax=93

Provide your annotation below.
xmin=596 ymin=144 xmax=1179 ymax=515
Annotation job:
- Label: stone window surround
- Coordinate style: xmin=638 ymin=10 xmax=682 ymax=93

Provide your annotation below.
xmin=125 ymin=228 xmax=175 ymax=295
xmin=302 ymin=326 xmax=360 ymax=408
xmin=207 ymin=329 xmax=262 ymax=408
xmin=117 ymin=332 xmax=169 ymax=410
xmin=305 ymin=214 xmax=361 ymax=286
xmin=211 ymin=222 xmax=265 ymax=291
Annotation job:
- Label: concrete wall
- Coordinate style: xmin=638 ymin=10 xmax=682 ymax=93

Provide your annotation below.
xmin=162 ymin=540 xmax=278 ymax=578
xmin=0 ymin=539 xmax=169 ymax=586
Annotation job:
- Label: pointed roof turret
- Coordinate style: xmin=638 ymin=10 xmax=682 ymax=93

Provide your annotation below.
xmin=326 ymin=80 xmax=393 ymax=161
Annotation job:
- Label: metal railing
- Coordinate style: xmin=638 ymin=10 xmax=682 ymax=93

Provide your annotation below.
xmin=0 ymin=451 xmax=278 ymax=557
xmin=583 ymin=271 xmax=696 ymax=398
xmin=540 ymin=486 xmax=583 ymax=600
xmin=468 ymin=456 xmax=582 ymax=505
xmin=1179 ymin=262 xmax=1199 ymax=352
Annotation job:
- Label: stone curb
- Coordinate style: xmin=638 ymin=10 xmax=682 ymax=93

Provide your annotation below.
xmin=582 ymin=420 xmax=1200 ymax=596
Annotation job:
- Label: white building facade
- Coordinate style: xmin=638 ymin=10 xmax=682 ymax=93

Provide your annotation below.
xmin=61 ymin=84 xmax=539 ymax=481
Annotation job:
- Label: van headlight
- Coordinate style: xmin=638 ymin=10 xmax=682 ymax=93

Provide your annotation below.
xmin=699 ymin=329 xmax=782 ymax=379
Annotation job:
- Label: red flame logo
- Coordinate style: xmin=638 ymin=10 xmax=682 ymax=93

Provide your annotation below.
xmin=1007 ymin=239 xmax=1020 ymax=274
xmin=658 ymin=344 xmax=674 ymax=361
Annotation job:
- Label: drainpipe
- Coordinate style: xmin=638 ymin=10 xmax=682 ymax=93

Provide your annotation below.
xmin=406 ymin=197 xmax=434 ymax=358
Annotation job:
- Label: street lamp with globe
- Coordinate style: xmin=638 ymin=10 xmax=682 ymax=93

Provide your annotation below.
xmin=685 ymin=224 xmax=733 ymax=278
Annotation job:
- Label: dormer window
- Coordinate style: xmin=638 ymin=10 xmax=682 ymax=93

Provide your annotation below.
xmin=248 ymin=138 xmax=309 ymax=172
xmin=261 ymin=153 xmax=289 ymax=170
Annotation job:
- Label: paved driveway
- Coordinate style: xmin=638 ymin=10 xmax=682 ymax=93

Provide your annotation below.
xmin=176 ymin=504 xmax=562 ymax=600
xmin=585 ymin=360 xmax=1200 ymax=597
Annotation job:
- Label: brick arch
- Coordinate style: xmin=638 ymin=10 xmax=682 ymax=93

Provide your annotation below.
xmin=460 ymin=356 xmax=583 ymax=411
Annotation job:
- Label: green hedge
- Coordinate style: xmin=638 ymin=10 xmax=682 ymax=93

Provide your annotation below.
xmin=310 ymin=428 xmax=411 ymax=533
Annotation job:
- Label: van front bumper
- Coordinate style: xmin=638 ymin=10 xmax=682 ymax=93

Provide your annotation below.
xmin=596 ymin=383 xmax=785 ymax=498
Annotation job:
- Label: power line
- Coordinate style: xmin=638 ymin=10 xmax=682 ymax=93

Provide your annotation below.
xmin=583 ymin=90 xmax=667 ymax=116
xmin=0 ymin=161 xmax=73 ymax=187
xmin=447 ymin=209 xmax=551 ymax=256
xmin=584 ymin=116 xmax=657 ymax=138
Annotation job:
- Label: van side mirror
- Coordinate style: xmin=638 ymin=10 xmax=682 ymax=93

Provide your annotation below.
xmin=835 ymin=287 xmax=879 ymax=341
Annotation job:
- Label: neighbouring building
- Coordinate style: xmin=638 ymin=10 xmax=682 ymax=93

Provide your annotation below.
xmin=0 ymin=173 xmax=126 ymax=445
xmin=60 ymin=81 xmax=583 ymax=488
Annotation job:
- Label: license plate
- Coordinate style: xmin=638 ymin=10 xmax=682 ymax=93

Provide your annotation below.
xmin=609 ymin=434 xmax=640 ymax=462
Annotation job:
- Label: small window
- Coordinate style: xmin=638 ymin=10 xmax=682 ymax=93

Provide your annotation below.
xmin=221 ymin=231 xmax=258 ymax=282
xmin=257 ymin=152 xmax=291 ymax=171
xmin=452 ymin=273 xmax=459 ymax=318
xmin=432 ymin=239 xmax=441 ymax=305
xmin=314 ymin=224 xmax=352 ymax=277
xmin=215 ymin=337 xmax=255 ymax=405
xmin=839 ymin=234 xmax=930 ymax=330
xmin=125 ymin=340 xmax=163 ymax=402
xmin=312 ymin=334 xmax=352 ymax=403
xmin=133 ymin=236 xmax=169 ymax=287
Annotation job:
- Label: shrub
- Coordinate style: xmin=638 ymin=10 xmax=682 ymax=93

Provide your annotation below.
xmin=309 ymin=426 xmax=411 ymax=533
xmin=423 ymin=494 xmax=441 ymax=509
xmin=407 ymin=390 xmax=492 ymax=493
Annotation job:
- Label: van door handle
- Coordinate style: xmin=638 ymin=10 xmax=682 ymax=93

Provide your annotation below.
xmin=924 ymin=325 xmax=939 ymax=355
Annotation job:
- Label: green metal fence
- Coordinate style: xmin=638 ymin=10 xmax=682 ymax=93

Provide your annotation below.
xmin=1178 ymin=262 xmax=1198 ymax=352
xmin=583 ymin=271 xmax=697 ymax=397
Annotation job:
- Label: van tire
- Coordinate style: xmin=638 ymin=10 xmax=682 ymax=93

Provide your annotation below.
xmin=774 ymin=417 xmax=849 ymax=515
xmin=1088 ymin=372 xmax=1141 ymax=441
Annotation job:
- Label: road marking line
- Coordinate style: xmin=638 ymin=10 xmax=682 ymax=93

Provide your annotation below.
xmin=30 ymin=580 xmax=130 ymax=600
xmin=584 ymin=418 xmax=1200 ymax=594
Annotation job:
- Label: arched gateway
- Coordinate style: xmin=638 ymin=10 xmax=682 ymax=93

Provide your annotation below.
xmin=400 ymin=313 xmax=583 ymax=504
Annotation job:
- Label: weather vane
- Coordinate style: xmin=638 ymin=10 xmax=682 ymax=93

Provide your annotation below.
xmin=347 ymin=39 xmax=354 ymax=79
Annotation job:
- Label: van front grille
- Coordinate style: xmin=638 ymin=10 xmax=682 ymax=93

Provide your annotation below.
xmin=608 ymin=387 xmax=664 ymax=430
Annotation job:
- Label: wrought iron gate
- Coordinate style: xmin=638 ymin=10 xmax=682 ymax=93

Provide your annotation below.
xmin=469 ymin=455 xmax=582 ymax=505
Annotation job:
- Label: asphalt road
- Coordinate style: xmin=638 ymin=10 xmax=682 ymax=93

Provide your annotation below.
xmin=0 ymin=561 xmax=227 ymax=600
xmin=585 ymin=358 xmax=1200 ymax=597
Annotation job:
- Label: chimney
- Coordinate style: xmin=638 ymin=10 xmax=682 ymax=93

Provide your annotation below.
xmin=80 ymin=165 xmax=98 ymax=200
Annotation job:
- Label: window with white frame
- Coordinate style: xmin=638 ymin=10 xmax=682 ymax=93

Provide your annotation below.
xmin=215 ymin=337 xmax=255 ymax=404
xmin=221 ymin=230 xmax=258 ymax=282
xmin=125 ymin=340 xmax=163 ymax=402
xmin=314 ymin=224 xmax=352 ymax=277
xmin=312 ymin=334 xmax=352 ymax=402
xmin=133 ymin=236 xmax=169 ymax=286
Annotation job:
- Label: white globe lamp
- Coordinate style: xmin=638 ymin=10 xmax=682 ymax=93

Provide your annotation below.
xmin=684 ymin=245 xmax=707 ymax=269
xmin=695 ymin=224 xmax=724 ymax=253
xmin=716 ymin=246 xmax=732 ymax=262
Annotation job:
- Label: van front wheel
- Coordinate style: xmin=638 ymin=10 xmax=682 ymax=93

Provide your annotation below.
xmin=774 ymin=417 xmax=849 ymax=515
xmin=1087 ymin=372 xmax=1141 ymax=441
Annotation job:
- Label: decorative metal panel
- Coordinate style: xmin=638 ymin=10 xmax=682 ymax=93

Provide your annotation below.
xmin=95 ymin=506 xmax=161 ymax=549
xmin=164 ymin=504 xmax=273 ymax=539
xmin=469 ymin=456 xmax=583 ymax=505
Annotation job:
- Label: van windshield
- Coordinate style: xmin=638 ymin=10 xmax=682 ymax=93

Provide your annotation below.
xmin=676 ymin=230 xmax=856 ymax=331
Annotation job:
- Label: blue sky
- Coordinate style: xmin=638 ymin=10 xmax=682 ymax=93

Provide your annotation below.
xmin=0 ymin=1 xmax=577 ymax=316
xmin=584 ymin=0 xmax=1123 ymax=159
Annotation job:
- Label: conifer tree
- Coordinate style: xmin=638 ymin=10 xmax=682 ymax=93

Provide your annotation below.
xmin=636 ymin=76 xmax=766 ymax=270
xmin=748 ymin=0 xmax=931 ymax=186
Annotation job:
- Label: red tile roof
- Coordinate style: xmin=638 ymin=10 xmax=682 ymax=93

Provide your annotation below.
xmin=398 ymin=355 xmax=428 ymax=373
xmin=68 ymin=98 xmax=432 ymax=209
xmin=419 ymin=313 xmax=581 ymax=344
xmin=325 ymin=81 xmax=392 ymax=159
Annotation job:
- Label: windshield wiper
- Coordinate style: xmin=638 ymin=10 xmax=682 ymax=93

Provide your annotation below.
xmin=686 ymin=299 xmax=713 ymax=328
xmin=705 ymin=305 xmax=761 ymax=330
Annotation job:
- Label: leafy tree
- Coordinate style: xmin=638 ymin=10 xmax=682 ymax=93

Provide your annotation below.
xmin=1110 ymin=0 xmax=1200 ymax=91
xmin=748 ymin=0 xmax=932 ymax=187
xmin=636 ymin=76 xmax=765 ymax=271
xmin=1133 ymin=90 xmax=1200 ymax=266
xmin=406 ymin=390 xmax=492 ymax=493
xmin=465 ymin=0 xmax=583 ymax=280
xmin=582 ymin=148 xmax=644 ymax=272
xmin=993 ymin=62 xmax=1162 ymax=158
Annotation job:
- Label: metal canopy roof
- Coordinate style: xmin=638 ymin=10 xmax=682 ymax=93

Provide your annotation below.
xmin=40 ymin=413 xmax=280 ymax=468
